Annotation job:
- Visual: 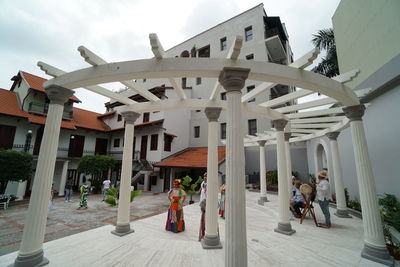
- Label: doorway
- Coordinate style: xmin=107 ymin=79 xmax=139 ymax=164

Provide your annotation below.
xmin=140 ymin=135 xmax=148 ymax=159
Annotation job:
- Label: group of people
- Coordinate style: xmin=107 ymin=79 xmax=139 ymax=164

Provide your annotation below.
xmin=289 ymin=170 xmax=331 ymax=228
xmin=165 ymin=173 xmax=226 ymax=237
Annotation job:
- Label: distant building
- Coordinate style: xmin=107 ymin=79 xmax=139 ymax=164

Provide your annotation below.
xmin=308 ymin=0 xmax=400 ymax=199
xmin=1 ymin=4 xmax=303 ymax=198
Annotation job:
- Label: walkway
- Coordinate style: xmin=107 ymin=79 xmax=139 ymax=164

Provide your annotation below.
xmin=0 ymin=192 xmax=173 ymax=256
xmin=0 ymin=191 xmax=388 ymax=266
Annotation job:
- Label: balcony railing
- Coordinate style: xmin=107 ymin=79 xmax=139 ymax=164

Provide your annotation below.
xmin=264 ymin=27 xmax=287 ymax=53
xmin=28 ymin=102 xmax=73 ymax=120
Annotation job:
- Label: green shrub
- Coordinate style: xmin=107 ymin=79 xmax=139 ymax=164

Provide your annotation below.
xmin=379 ymin=194 xmax=400 ymax=232
xmin=0 ymin=150 xmax=33 ymax=194
xmin=104 ymin=188 xmax=142 ymax=207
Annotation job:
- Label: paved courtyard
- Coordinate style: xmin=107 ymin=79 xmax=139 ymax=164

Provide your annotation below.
xmin=0 ymin=191 xmax=394 ymax=267
xmin=0 ymin=192 xmax=191 ymax=256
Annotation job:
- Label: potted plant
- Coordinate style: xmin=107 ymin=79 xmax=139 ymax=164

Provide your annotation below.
xmin=104 ymin=188 xmax=142 ymax=207
xmin=181 ymin=175 xmax=203 ymax=204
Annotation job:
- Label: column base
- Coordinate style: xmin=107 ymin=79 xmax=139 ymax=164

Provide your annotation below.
xmin=274 ymin=222 xmax=296 ymax=236
xmin=257 ymin=196 xmax=269 ymax=206
xmin=361 ymin=243 xmax=394 ymax=267
xmin=111 ymin=223 xmax=135 ymax=237
xmin=11 ymin=250 xmax=49 ymax=267
xmin=201 ymin=234 xmax=223 ymax=249
xmin=334 ymin=209 xmax=352 ymax=218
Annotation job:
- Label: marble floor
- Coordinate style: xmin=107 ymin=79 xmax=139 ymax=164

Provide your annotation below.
xmin=0 ymin=191 xmax=392 ymax=266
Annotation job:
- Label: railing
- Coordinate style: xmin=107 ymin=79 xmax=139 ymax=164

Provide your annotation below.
xmin=63 ymin=110 xmax=73 ymax=120
xmin=28 ymin=102 xmax=45 ymax=114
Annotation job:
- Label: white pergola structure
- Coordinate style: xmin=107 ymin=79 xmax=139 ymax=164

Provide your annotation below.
xmin=11 ymin=34 xmax=393 ymax=267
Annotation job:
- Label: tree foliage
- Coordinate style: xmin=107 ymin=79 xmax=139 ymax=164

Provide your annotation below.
xmin=181 ymin=175 xmax=203 ymax=195
xmin=311 ymin=28 xmax=339 ymax=78
xmin=0 ymin=150 xmax=33 ymax=194
xmin=77 ymin=155 xmax=116 ymax=176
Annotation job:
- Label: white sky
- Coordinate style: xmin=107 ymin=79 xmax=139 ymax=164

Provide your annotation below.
xmin=0 ymin=0 xmax=341 ymax=113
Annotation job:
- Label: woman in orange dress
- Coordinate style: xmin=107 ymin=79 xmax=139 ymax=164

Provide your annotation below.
xmin=165 ymin=179 xmax=186 ymax=233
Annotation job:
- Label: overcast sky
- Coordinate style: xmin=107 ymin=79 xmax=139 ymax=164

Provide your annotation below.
xmin=0 ymin=0 xmax=340 ymax=113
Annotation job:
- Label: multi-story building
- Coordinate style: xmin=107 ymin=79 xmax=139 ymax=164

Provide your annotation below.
xmin=1 ymin=4 xmax=305 ymax=199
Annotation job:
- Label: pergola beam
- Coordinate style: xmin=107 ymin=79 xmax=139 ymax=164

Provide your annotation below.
xmin=287 ymin=107 xmax=344 ymax=119
xmin=290 ymin=116 xmax=345 ymax=123
xmin=291 ymin=123 xmax=337 ymax=129
xmin=275 ymin=97 xmax=337 ymax=113
xmin=259 ymin=89 xmax=314 ymax=108
xmin=37 ymin=62 xmax=137 ymax=105
xmin=149 ymin=33 xmax=187 ymax=100
xmin=241 ymin=48 xmax=320 ymax=103
xmin=78 ymin=46 xmax=160 ymax=102
xmin=209 ymin=36 xmax=243 ymax=100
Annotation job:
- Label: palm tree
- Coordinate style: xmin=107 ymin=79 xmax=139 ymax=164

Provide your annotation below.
xmin=311 ymin=28 xmax=339 ymax=78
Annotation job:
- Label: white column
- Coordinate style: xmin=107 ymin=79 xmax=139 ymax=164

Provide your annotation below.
xmin=284 ymin=133 xmax=292 ymax=199
xmin=257 ymin=140 xmax=268 ymax=205
xmin=14 ymin=85 xmax=73 ymax=267
xmin=326 ymin=132 xmax=351 ymax=218
xmin=343 ymin=105 xmax=393 ymax=266
xmin=143 ymin=173 xmax=150 ymax=191
xmin=112 ymin=111 xmax=140 ymax=236
xmin=219 ymin=67 xmax=250 ymax=267
xmin=202 ymin=107 xmax=222 ymax=249
xmin=169 ymin=168 xmax=174 ymax=190
xmin=58 ymin=160 xmax=69 ymax=196
xmin=273 ymin=120 xmax=295 ymax=235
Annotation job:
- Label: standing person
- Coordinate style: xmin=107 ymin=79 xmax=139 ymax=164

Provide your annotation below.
xmin=199 ymin=173 xmax=207 ymax=241
xmin=165 ymin=179 xmax=186 ymax=233
xmin=219 ymin=184 xmax=226 ymax=219
xmin=77 ymin=177 xmax=89 ymax=210
xmin=65 ymin=177 xmax=74 ymax=203
xmin=316 ymin=171 xmax=331 ymax=228
xmin=102 ymin=177 xmax=111 ymax=201
xmin=48 ymin=183 xmax=56 ymax=213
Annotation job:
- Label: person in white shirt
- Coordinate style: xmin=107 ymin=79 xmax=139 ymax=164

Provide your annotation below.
xmin=102 ymin=178 xmax=111 ymax=201
xmin=290 ymin=180 xmax=306 ymax=217
xmin=316 ymin=171 xmax=331 ymax=228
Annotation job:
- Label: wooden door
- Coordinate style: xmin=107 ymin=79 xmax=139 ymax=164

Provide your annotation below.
xmin=33 ymin=126 xmax=44 ymax=155
xmin=140 ymin=135 xmax=148 ymax=159
xmin=95 ymin=138 xmax=108 ymax=155
xmin=0 ymin=124 xmax=16 ymax=150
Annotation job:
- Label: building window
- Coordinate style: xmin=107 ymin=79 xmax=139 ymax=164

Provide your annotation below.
xmin=221 ymin=123 xmax=226 ymax=139
xmin=117 ymin=114 xmax=122 ymax=121
xmin=95 ymin=138 xmax=108 ymax=155
xmin=182 ymin=77 xmax=187 ymax=88
xmin=196 ymin=77 xmax=202 ymax=85
xmin=246 ymin=54 xmax=254 ymax=60
xmin=247 ymin=85 xmax=256 ymax=102
xmin=245 ymin=26 xmax=253 ymax=41
xmin=198 ymin=45 xmax=210 ymax=58
xmin=220 ymin=37 xmax=227 ymax=51
xmin=143 ymin=112 xmax=150 ymax=123
xmin=220 ymin=92 xmax=226 ymax=100
xmin=113 ymin=138 xmax=120 ymax=148
xmin=150 ymin=134 xmax=158 ymax=150
xmin=194 ymin=126 xmax=200 ymax=138
xmin=164 ymin=134 xmax=173 ymax=152
xmin=248 ymin=119 xmax=257 ymax=135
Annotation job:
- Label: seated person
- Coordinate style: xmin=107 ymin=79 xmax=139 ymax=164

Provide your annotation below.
xmin=290 ymin=180 xmax=306 ymax=218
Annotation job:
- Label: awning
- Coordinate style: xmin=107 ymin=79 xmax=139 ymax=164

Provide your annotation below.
xmin=155 ymin=147 xmax=225 ymax=168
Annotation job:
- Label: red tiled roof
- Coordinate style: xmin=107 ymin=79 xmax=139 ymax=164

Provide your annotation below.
xmin=71 ymin=107 xmax=110 ymax=131
xmin=0 ymin=89 xmax=28 ymax=118
xmin=20 ymin=71 xmax=81 ymax=103
xmin=97 ymin=111 xmax=115 ymax=118
xmin=155 ymin=147 xmax=226 ymax=168
xmin=0 ymin=88 xmax=108 ymax=131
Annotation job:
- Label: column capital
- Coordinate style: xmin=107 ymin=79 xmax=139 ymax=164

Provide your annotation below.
xmin=326 ymin=132 xmax=340 ymax=140
xmin=121 ymin=111 xmax=140 ymax=124
xmin=343 ymin=104 xmax=365 ymax=121
xmin=45 ymin=85 xmax=74 ymax=105
xmin=272 ymin=119 xmax=288 ymax=131
xmin=218 ymin=67 xmax=250 ymax=92
xmin=205 ymin=107 xmax=222 ymax=122
xmin=257 ymin=140 xmax=266 ymax=147
xmin=284 ymin=133 xmax=292 ymax=141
